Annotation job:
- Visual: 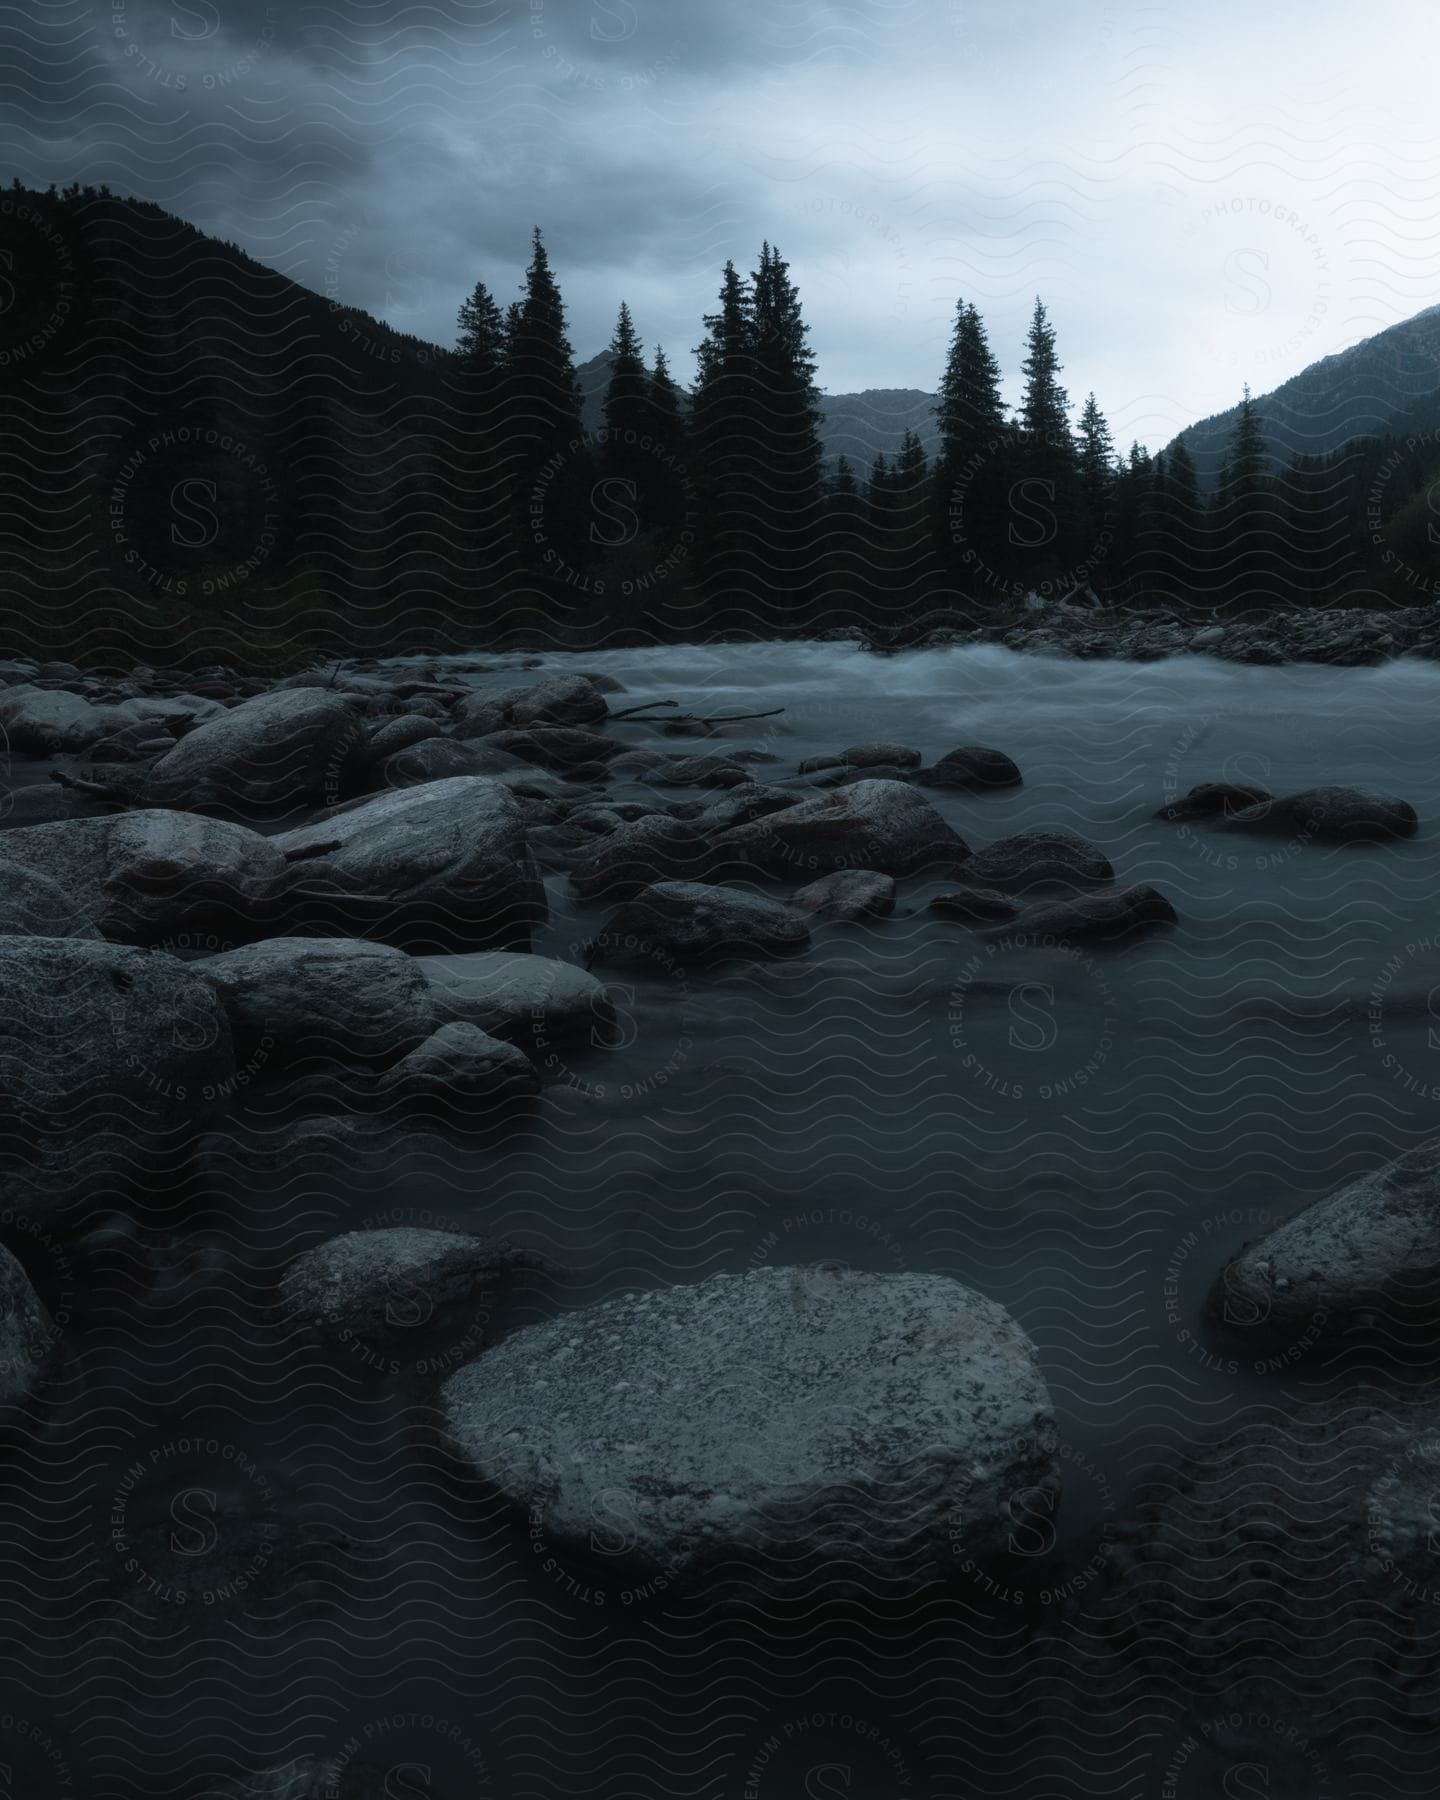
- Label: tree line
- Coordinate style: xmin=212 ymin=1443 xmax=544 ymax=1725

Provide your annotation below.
xmin=1 ymin=182 xmax=1437 ymax=667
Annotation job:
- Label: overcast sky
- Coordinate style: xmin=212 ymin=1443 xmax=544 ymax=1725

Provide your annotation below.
xmin=8 ymin=0 xmax=1440 ymax=447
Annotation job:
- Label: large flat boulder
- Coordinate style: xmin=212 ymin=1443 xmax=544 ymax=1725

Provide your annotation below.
xmin=595 ymin=880 xmax=811 ymax=961
xmin=0 ymin=855 xmax=100 ymax=938
xmin=0 ymin=685 xmax=115 ymax=754
xmin=139 ymin=687 xmax=364 ymax=817
xmin=962 ymin=828 xmax=1113 ymax=891
xmin=273 ymin=777 xmax=545 ymax=952
xmin=714 ymin=779 xmax=968 ymax=876
xmin=0 ymin=811 xmax=285 ymax=943
xmin=0 ymin=938 xmax=234 ymax=1224
xmin=1226 ymin=784 xmax=1418 ymax=843
xmin=1005 ymin=883 xmax=1176 ymax=944
xmin=198 ymin=937 xmax=438 ymax=1071
xmin=442 ymin=1266 xmax=1057 ymax=1586
xmin=416 ymin=950 xmax=613 ymax=1047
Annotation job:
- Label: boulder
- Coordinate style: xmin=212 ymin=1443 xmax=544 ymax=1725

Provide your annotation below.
xmin=1212 ymin=1140 xmax=1440 ymax=1343
xmin=378 ymin=736 xmax=490 ymax=788
xmin=0 ymin=811 xmax=285 ymax=942
xmin=694 ymin=787 xmax=801 ymax=833
xmin=595 ymin=880 xmax=811 ymax=961
xmin=611 ymin=749 xmax=751 ymax=789
xmin=1004 ymin=883 xmax=1176 ymax=944
xmin=417 ymin=950 xmax=614 ymax=1047
xmin=280 ymin=1227 xmax=526 ymax=1349
xmin=790 ymin=869 xmax=896 ymax=919
xmin=139 ymin=687 xmax=364 ymax=817
xmin=0 ymin=1244 xmax=56 ymax=1416
xmin=1226 ymin=784 xmax=1418 ymax=843
xmin=918 ymin=746 xmax=1024 ymax=790
xmin=1155 ymin=779 xmax=1270 ymax=822
xmin=472 ymin=726 xmax=618 ymax=771
xmin=0 ymin=938 xmax=234 ymax=1224
xmin=0 ymin=685 xmax=113 ymax=754
xmin=928 ymin=887 xmax=1019 ymax=924
xmin=962 ymin=828 xmax=1113 ymax=891
xmin=374 ymin=1022 xmax=539 ymax=1114
xmin=455 ymin=675 xmax=608 ymax=737
xmin=569 ymin=815 xmax=714 ymax=901
xmin=441 ymin=1265 xmax=1058 ymax=1586
xmin=365 ymin=712 xmax=444 ymax=763
xmin=273 ymin=777 xmax=544 ymax=952
xmin=199 ymin=937 xmax=438 ymax=1071
xmin=714 ymin=779 xmax=968 ymax=877
xmin=797 ymin=743 xmax=922 ymax=774
xmin=0 ymin=855 xmax=99 ymax=938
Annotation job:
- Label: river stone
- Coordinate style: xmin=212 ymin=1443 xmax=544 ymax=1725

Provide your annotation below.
xmin=280 ymin=1227 xmax=524 ymax=1348
xmin=1155 ymin=779 xmax=1271 ymax=822
xmin=1226 ymin=784 xmax=1419 ymax=842
xmin=472 ymin=726 xmax=618 ymax=770
xmin=0 ymin=938 xmax=234 ymax=1224
xmin=273 ymin=776 xmax=544 ymax=952
xmin=1212 ymin=1140 xmax=1440 ymax=1344
xmin=0 ymin=856 xmax=99 ymax=938
xmin=0 ymin=811 xmax=285 ymax=943
xmin=139 ymin=687 xmax=364 ymax=817
xmin=963 ymin=828 xmax=1113 ymax=891
xmin=570 ymin=815 xmax=714 ymax=901
xmin=928 ymin=887 xmax=1020 ymax=924
xmin=1005 ymin=883 xmax=1177 ymax=944
xmin=595 ymin=880 xmax=811 ymax=961
xmin=695 ymin=786 xmax=801 ymax=833
xmin=791 ymin=869 xmax=896 ymax=919
xmin=456 ymin=675 xmax=608 ymax=737
xmin=611 ymin=749 xmax=751 ymax=789
xmin=199 ymin=937 xmax=438 ymax=1071
xmin=920 ymin=746 xmax=1024 ymax=791
xmin=714 ymin=779 xmax=968 ymax=876
xmin=0 ymin=1243 xmax=56 ymax=1416
xmin=374 ymin=1021 xmax=539 ymax=1113
xmin=365 ymin=712 xmax=443 ymax=763
xmin=441 ymin=1265 xmax=1058 ymax=1585
xmin=378 ymin=736 xmax=491 ymax=788
xmin=0 ymin=685 xmax=113 ymax=753
xmin=797 ymin=743 xmax=922 ymax=775
xmin=417 ymin=950 xmax=613 ymax=1047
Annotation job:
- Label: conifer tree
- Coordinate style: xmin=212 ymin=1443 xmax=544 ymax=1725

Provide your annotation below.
xmin=1017 ymin=298 xmax=1073 ymax=458
xmin=749 ymin=241 xmax=824 ymax=624
xmin=933 ymin=300 xmax=1010 ymax=598
xmin=692 ymin=261 xmax=756 ymax=622
xmin=602 ymin=302 xmax=648 ymax=443
xmin=455 ymin=280 xmax=505 ymax=377
xmin=1011 ymin=298 xmax=1079 ymax=591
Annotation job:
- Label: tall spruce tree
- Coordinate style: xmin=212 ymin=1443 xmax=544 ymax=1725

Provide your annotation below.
xmin=691 ymin=261 xmax=756 ymax=623
xmin=1013 ymin=298 xmax=1079 ymax=591
xmin=455 ymin=280 xmax=505 ymax=377
xmin=644 ymin=344 xmax=691 ymax=538
xmin=749 ymin=241 xmax=824 ymax=625
xmin=1076 ymin=392 xmax=1117 ymax=574
xmin=601 ymin=300 xmax=651 ymax=509
xmin=933 ymin=300 xmax=1010 ymax=598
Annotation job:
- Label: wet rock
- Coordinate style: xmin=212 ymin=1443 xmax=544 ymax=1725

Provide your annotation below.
xmin=213 ymin=1759 xmax=439 ymax=1799
xmin=0 ymin=1243 xmax=56 ymax=1416
xmin=797 ymin=743 xmax=922 ymax=774
xmin=0 ymin=685 xmax=114 ymax=754
xmin=199 ymin=937 xmax=438 ymax=1072
xmin=417 ymin=950 xmax=614 ymax=1047
xmin=0 ymin=811 xmax=286 ymax=942
xmin=611 ymin=749 xmax=751 ymax=788
xmin=595 ymin=880 xmax=811 ymax=961
xmin=1005 ymin=883 xmax=1176 ymax=944
xmin=927 ymin=887 xmax=1021 ymax=924
xmin=280 ymin=1227 xmax=527 ymax=1349
xmin=919 ymin=746 xmax=1024 ymax=791
xmin=715 ymin=779 xmax=968 ymax=877
xmin=378 ymin=736 xmax=491 ymax=788
xmin=791 ymin=869 xmax=896 ymax=919
xmin=1227 ymin=784 xmax=1419 ymax=843
xmin=365 ymin=712 xmax=444 ymax=763
xmin=1155 ymin=780 xmax=1271 ymax=822
xmin=963 ymin=828 xmax=1113 ymax=891
xmin=0 ymin=938 xmax=234 ymax=1225
xmin=0 ymin=855 xmax=100 ymax=938
xmin=441 ymin=1265 xmax=1057 ymax=1586
xmin=569 ymin=815 xmax=714 ymax=901
xmin=273 ymin=777 xmax=544 ymax=952
xmin=694 ymin=786 xmax=801 ymax=833
xmin=374 ymin=1021 xmax=539 ymax=1114
xmin=473 ymin=725 xmax=619 ymax=772
xmin=455 ymin=674 xmax=609 ymax=737
xmin=1212 ymin=1140 xmax=1440 ymax=1344
xmin=140 ymin=687 xmax=364 ymax=817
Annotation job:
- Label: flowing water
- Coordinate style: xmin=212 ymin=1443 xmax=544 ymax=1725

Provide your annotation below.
xmin=11 ymin=641 xmax=1440 ymax=1798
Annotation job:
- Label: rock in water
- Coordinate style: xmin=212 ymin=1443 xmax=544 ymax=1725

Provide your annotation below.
xmin=919 ymin=746 xmax=1024 ymax=790
xmin=441 ymin=1265 xmax=1057 ymax=1586
xmin=273 ymin=777 xmax=545 ymax=952
xmin=199 ymin=937 xmax=438 ymax=1071
xmin=0 ymin=938 xmax=234 ymax=1225
xmin=0 ymin=811 xmax=285 ymax=943
xmin=963 ymin=828 xmax=1113 ymax=891
xmin=0 ymin=1243 xmax=56 ymax=1416
xmin=1004 ymin=883 xmax=1177 ymax=944
xmin=790 ymin=869 xmax=896 ymax=919
xmin=595 ymin=880 xmax=811 ymax=961
xmin=0 ymin=685 xmax=113 ymax=753
xmin=569 ymin=815 xmax=714 ymax=900
xmin=280 ymin=1227 xmax=526 ymax=1349
xmin=928 ymin=887 xmax=1020 ymax=924
xmin=1155 ymin=780 xmax=1271 ymax=822
xmin=416 ymin=950 xmax=614 ymax=1047
xmin=714 ymin=779 xmax=968 ymax=876
xmin=374 ymin=1022 xmax=539 ymax=1115
xmin=1226 ymin=784 xmax=1418 ymax=842
xmin=1212 ymin=1140 xmax=1440 ymax=1345
xmin=140 ymin=687 xmax=364 ymax=817
xmin=455 ymin=674 xmax=609 ymax=736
